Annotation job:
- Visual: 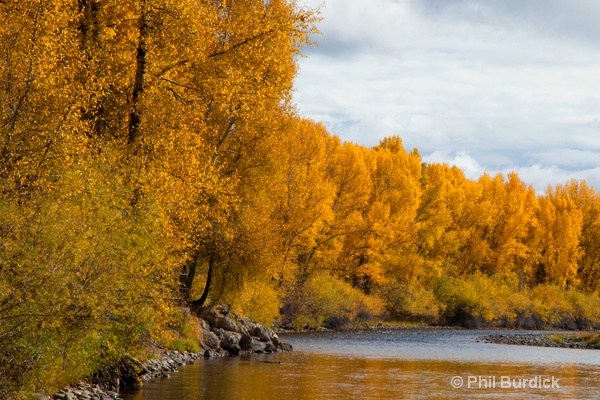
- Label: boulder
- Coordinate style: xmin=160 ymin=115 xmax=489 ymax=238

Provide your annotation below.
xmin=199 ymin=318 xmax=212 ymax=331
xmin=264 ymin=342 xmax=277 ymax=353
xmin=199 ymin=328 xmax=220 ymax=350
xmin=197 ymin=307 xmax=219 ymax=327
xmin=252 ymin=324 xmax=278 ymax=344
xmin=220 ymin=331 xmax=242 ymax=355
xmin=239 ymin=334 xmax=254 ymax=351
xmin=210 ymin=327 xmax=224 ymax=339
xmin=251 ymin=340 xmax=266 ymax=353
xmin=238 ymin=316 xmax=256 ymax=333
xmin=215 ymin=315 xmax=241 ymax=333
xmin=279 ymin=342 xmax=293 ymax=352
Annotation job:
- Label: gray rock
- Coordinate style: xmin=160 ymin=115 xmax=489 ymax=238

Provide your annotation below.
xmin=210 ymin=327 xmax=224 ymax=339
xmin=279 ymin=342 xmax=293 ymax=352
xmin=199 ymin=318 xmax=212 ymax=331
xmin=220 ymin=331 xmax=242 ymax=355
xmin=252 ymin=324 xmax=277 ymax=343
xmin=239 ymin=316 xmax=256 ymax=330
xmin=215 ymin=316 xmax=240 ymax=333
xmin=198 ymin=307 xmax=219 ymax=327
xmin=239 ymin=334 xmax=254 ymax=350
xmin=251 ymin=341 xmax=266 ymax=353
xmin=204 ymin=348 xmax=217 ymax=358
xmin=264 ymin=342 xmax=277 ymax=353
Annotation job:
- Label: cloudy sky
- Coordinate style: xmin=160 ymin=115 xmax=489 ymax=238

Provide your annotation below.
xmin=294 ymin=0 xmax=600 ymax=193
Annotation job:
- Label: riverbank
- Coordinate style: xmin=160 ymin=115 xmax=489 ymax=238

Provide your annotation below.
xmin=478 ymin=332 xmax=600 ymax=349
xmin=48 ymin=306 xmax=291 ymax=400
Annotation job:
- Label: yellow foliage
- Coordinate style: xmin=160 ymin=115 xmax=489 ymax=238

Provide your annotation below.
xmin=285 ymin=274 xmax=384 ymax=330
xmin=4 ymin=0 xmax=600 ymax=396
xmin=232 ymin=280 xmax=282 ymax=328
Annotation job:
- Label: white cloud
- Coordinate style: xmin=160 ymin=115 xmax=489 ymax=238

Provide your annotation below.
xmin=423 ymin=151 xmax=485 ymax=180
xmin=294 ymin=0 xmax=600 ymax=193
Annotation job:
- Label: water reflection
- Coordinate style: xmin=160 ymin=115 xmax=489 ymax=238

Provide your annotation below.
xmin=123 ymin=330 xmax=600 ymax=400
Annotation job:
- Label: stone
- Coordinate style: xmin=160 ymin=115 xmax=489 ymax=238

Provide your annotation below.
xmin=251 ymin=341 xmax=266 ymax=353
xmin=199 ymin=318 xmax=212 ymax=331
xmin=264 ymin=342 xmax=277 ymax=353
xmin=210 ymin=327 xmax=224 ymax=339
xmin=279 ymin=342 xmax=293 ymax=352
xmin=220 ymin=331 xmax=242 ymax=355
xmin=252 ymin=324 xmax=277 ymax=343
xmin=215 ymin=316 xmax=240 ymax=333
xmin=238 ymin=316 xmax=256 ymax=332
xmin=239 ymin=334 xmax=254 ymax=350
xmin=204 ymin=349 xmax=216 ymax=358
xmin=198 ymin=307 xmax=220 ymax=327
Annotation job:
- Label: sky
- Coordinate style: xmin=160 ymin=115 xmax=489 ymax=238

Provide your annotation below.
xmin=293 ymin=0 xmax=600 ymax=193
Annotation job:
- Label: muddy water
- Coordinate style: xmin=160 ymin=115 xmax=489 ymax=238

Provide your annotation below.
xmin=122 ymin=330 xmax=600 ymax=399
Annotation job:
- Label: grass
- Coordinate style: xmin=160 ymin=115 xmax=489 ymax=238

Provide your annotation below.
xmin=547 ymin=332 xmax=600 ymax=348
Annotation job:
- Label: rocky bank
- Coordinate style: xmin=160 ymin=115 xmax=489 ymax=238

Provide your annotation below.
xmin=47 ymin=306 xmax=291 ymax=400
xmin=478 ymin=333 xmax=598 ymax=349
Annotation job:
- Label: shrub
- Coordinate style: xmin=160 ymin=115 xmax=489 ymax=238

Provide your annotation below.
xmin=167 ymin=312 xmax=202 ymax=353
xmin=282 ymin=274 xmax=384 ymax=330
xmin=381 ymin=282 xmax=440 ymax=323
xmin=232 ymin=279 xmax=282 ymax=328
xmin=168 ymin=339 xmax=200 ymax=354
xmin=435 ymin=273 xmax=516 ymax=328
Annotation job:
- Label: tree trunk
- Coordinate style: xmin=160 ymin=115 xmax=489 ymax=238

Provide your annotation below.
xmin=192 ymin=256 xmax=214 ymax=308
xmin=128 ymin=8 xmax=149 ymax=145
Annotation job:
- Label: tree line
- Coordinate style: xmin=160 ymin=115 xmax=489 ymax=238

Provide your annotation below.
xmin=1 ymin=0 xmax=599 ymax=397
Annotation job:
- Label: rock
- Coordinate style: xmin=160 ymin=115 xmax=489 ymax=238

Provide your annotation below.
xmin=210 ymin=327 xmax=224 ymax=339
xmin=271 ymin=334 xmax=280 ymax=346
xmin=251 ymin=340 xmax=266 ymax=353
xmin=264 ymin=342 xmax=277 ymax=353
xmin=252 ymin=324 xmax=276 ymax=343
xmin=204 ymin=348 xmax=217 ymax=358
xmin=238 ymin=316 xmax=256 ymax=332
xmin=198 ymin=307 xmax=220 ymax=327
xmin=220 ymin=331 xmax=242 ymax=355
xmin=239 ymin=334 xmax=254 ymax=350
xmin=199 ymin=318 xmax=212 ymax=331
xmin=215 ymin=316 xmax=241 ymax=333
xmin=279 ymin=342 xmax=293 ymax=352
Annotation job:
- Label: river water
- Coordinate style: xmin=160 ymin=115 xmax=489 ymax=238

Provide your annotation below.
xmin=122 ymin=329 xmax=600 ymax=399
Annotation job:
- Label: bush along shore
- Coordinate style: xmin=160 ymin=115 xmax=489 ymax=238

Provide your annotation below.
xmin=47 ymin=306 xmax=291 ymax=400
xmin=478 ymin=333 xmax=600 ymax=349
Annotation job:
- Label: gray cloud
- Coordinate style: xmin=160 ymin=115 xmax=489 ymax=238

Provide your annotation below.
xmin=412 ymin=0 xmax=600 ymax=46
xmin=296 ymin=0 xmax=600 ymax=192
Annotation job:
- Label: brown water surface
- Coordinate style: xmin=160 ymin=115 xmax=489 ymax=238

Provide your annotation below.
xmin=122 ymin=330 xmax=600 ymax=399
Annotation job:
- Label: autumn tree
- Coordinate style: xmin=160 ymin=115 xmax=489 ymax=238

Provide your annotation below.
xmin=534 ymin=185 xmax=583 ymax=287
xmin=562 ymin=180 xmax=600 ymax=292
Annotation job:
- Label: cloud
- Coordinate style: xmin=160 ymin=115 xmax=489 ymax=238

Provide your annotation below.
xmin=423 ymin=151 xmax=485 ymax=179
xmin=411 ymin=0 xmax=600 ymax=46
xmin=294 ymin=0 xmax=600 ymax=192
xmin=421 ymin=151 xmax=600 ymax=194
xmin=505 ymin=164 xmax=600 ymax=194
xmin=527 ymin=149 xmax=600 ymax=169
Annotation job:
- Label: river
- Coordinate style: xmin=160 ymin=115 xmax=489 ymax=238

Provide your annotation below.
xmin=122 ymin=329 xmax=600 ymax=399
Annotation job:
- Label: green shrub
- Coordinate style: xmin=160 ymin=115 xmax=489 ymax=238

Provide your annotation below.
xmin=282 ymin=273 xmax=384 ymax=330
xmin=168 ymin=339 xmax=201 ymax=353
